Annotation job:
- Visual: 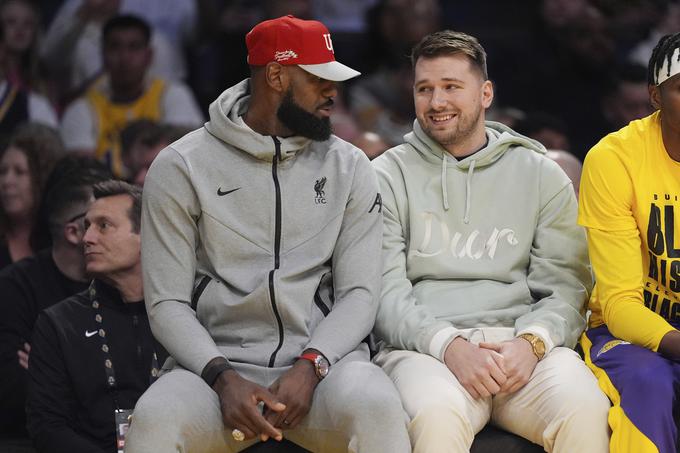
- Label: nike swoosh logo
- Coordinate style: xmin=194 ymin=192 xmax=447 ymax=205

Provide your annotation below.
xmin=85 ymin=330 xmax=98 ymax=338
xmin=217 ymin=187 xmax=241 ymax=196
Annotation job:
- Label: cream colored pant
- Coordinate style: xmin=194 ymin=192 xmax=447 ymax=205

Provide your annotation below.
xmin=374 ymin=327 xmax=610 ymax=453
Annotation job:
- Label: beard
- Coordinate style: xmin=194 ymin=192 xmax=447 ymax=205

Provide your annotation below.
xmin=420 ymin=101 xmax=484 ymax=149
xmin=277 ymin=89 xmax=332 ymax=141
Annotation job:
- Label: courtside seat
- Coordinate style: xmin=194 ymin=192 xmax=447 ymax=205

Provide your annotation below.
xmin=241 ymin=425 xmax=545 ymax=452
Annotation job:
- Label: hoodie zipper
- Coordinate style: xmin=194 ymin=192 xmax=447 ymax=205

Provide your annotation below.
xmin=267 ymin=136 xmax=285 ymax=367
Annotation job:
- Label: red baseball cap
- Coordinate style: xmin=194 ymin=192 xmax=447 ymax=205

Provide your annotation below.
xmin=246 ymin=15 xmax=360 ymax=82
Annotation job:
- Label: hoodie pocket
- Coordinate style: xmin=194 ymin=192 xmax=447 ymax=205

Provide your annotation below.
xmin=313 ymin=271 xmax=334 ymax=317
xmin=191 ymin=275 xmax=213 ymax=311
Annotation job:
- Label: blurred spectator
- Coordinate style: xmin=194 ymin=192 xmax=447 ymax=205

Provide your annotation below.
xmin=190 ymin=0 xmax=262 ymax=109
xmin=599 ymin=63 xmax=654 ymax=133
xmin=628 ymin=1 xmax=679 ymax=67
xmin=120 ymin=119 xmax=186 ymax=185
xmin=546 ymin=149 xmax=583 ymax=199
xmin=310 ymin=0 xmax=377 ymax=73
xmin=311 ymin=0 xmax=378 ymax=33
xmin=0 ymin=155 xmax=109 ymax=441
xmin=41 ymin=0 xmax=196 ymax=99
xmin=0 ymin=0 xmax=47 ymax=93
xmin=349 ymin=60 xmax=413 ymax=146
xmin=190 ymin=0 xmax=315 ymax=111
xmin=595 ymin=0 xmax=665 ymax=57
xmin=492 ymin=0 xmax=617 ymax=160
xmin=353 ymin=130 xmax=389 ymax=160
xmin=364 ymin=0 xmax=441 ymax=70
xmin=26 ymin=180 xmax=168 ymax=453
xmin=486 ymin=105 xmax=526 ymax=130
xmin=60 ymin=15 xmax=203 ymax=177
xmin=264 ymin=0 xmax=312 ymax=19
xmin=515 ymin=112 xmax=571 ymax=151
xmin=0 ymin=19 xmax=57 ymax=136
xmin=348 ymin=0 xmax=441 ymax=146
xmin=326 ymin=86 xmax=362 ymax=143
xmin=0 ymin=122 xmax=60 ymax=269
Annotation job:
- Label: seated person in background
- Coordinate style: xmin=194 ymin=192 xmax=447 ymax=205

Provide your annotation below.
xmin=0 ymin=123 xmax=61 ymax=269
xmin=514 ymin=112 xmax=571 ymax=152
xmin=0 ymin=156 xmax=109 ymax=440
xmin=353 ymin=131 xmax=389 ymax=160
xmin=0 ymin=0 xmax=49 ymax=94
xmin=371 ymin=30 xmax=610 ymax=452
xmin=41 ymin=0 xmax=195 ymax=95
xmin=60 ymin=15 xmax=203 ymax=177
xmin=26 ymin=180 xmax=167 ymax=453
xmin=125 ymin=15 xmax=410 ymax=453
xmin=579 ymin=32 xmax=680 ymax=453
xmin=0 ymin=19 xmax=58 ymax=136
xmin=598 ymin=63 xmax=654 ymax=138
xmin=545 ymin=150 xmax=582 ymax=199
xmin=349 ymin=0 xmax=441 ymax=147
xmin=119 ymin=119 xmax=186 ymax=186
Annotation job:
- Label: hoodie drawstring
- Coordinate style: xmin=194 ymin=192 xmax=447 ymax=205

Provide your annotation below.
xmin=463 ymin=160 xmax=476 ymax=224
xmin=441 ymin=155 xmax=476 ymax=222
xmin=441 ymin=154 xmax=449 ymax=211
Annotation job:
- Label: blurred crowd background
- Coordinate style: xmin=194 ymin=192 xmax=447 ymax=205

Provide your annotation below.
xmin=0 ymin=0 xmax=676 ymax=269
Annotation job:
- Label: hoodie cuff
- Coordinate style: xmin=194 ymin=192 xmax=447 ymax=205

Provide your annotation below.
xmin=428 ymin=326 xmax=464 ymax=362
xmin=516 ymin=326 xmax=555 ymax=356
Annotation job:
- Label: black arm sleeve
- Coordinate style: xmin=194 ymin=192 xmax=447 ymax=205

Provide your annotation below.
xmin=0 ymin=276 xmax=33 ymax=436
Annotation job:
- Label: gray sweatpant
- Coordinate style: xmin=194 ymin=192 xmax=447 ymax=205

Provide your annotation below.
xmin=125 ymin=348 xmax=411 ymax=453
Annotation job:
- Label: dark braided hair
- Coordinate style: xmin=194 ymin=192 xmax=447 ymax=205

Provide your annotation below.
xmin=648 ymin=32 xmax=680 ymax=85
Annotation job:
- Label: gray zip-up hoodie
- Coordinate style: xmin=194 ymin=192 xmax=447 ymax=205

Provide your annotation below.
xmin=372 ymin=120 xmax=592 ymax=360
xmin=141 ymin=80 xmax=383 ymax=377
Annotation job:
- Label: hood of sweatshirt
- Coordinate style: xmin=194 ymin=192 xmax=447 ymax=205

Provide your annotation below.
xmin=405 ymin=119 xmax=546 ymax=222
xmin=204 ymin=79 xmax=311 ymax=162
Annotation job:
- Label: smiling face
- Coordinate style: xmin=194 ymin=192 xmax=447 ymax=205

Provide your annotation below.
xmin=0 ymin=146 xmax=33 ymax=220
xmin=414 ymin=54 xmax=493 ymax=157
xmin=83 ymin=194 xmax=141 ymax=278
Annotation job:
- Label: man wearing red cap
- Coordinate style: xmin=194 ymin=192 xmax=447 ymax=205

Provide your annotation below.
xmin=125 ymin=15 xmax=410 ymax=453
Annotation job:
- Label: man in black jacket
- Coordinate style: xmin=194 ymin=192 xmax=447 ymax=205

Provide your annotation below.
xmin=0 ymin=157 xmax=110 ymax=442
xmin=26 ymin=180 xmax=167 ymax=453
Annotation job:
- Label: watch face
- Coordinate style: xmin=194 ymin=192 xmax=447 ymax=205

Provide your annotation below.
xmin=535 ymin=341 xmax=546 ymax=357
xmin=315 ymin=356 xmax=330 ymax=378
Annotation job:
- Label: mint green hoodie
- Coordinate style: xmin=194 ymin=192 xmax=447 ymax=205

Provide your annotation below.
xmin=372 ymin=120 xmax=592 ymax=360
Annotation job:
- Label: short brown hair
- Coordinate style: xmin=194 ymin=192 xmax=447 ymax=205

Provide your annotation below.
xmin=411 ymin=30 xmax=488 ymax=80
xmin=92 ymin=180 xmax=142 ymax=233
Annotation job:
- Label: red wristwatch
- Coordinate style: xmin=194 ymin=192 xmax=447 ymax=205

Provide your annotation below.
xmin=297 ymin=352 xmax=330 ymax=380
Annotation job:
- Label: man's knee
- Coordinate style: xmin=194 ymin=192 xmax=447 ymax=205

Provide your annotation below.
xmin=546 ymin=350 xmax=611 ymax=416
xmin=562 ymin=385 xmax=610 ymax=425
xmin=128 ymin=383 xmax=187 ymax=448
xmin=331 ymin=361 xmax=406 ymax=422
xmin=625 ymin=359 xmax=675 ymax=400
xmin=129 ymin=370 xmax=220 ymax=444
xmin=132 ymin=386 xmax=176 ymax=428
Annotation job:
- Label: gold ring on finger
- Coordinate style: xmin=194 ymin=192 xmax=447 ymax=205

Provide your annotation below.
xmin=231 ymin=428 xmax=245 ymax=441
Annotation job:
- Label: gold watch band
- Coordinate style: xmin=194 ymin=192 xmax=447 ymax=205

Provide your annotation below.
xmin=518 ymin=333 xmax=546 ymax=360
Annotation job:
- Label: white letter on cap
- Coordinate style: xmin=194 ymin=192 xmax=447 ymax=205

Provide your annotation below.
xmin=323 ymin=34 xmax=334 ymax=52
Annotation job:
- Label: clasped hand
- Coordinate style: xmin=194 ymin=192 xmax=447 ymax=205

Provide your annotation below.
xmin=444 ymin=337 xmax=538 ymax=399
xmin=214 ymin=360 xmax=319 ymax=442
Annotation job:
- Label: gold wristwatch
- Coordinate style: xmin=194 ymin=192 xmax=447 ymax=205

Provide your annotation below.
xmin=518 ymin=333 xmax=546 ymax=360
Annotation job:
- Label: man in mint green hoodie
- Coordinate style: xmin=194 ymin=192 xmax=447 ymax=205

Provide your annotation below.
xmin=372 ymin=30 xmax=610 ymax=453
